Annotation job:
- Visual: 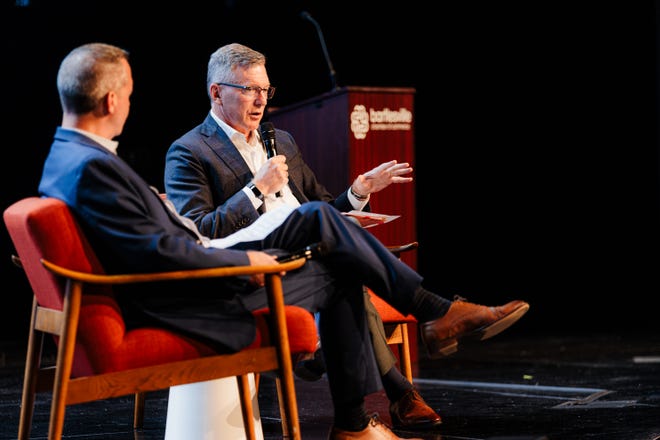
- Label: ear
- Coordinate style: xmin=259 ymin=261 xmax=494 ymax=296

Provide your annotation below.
xmin=104 ymin=91 xmax=117 ymax=115
xmin=210 ymin=84 xmax=221 ymax=101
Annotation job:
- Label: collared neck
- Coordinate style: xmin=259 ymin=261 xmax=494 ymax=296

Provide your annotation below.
xmin=209 ymin=110 xmax=260 ymax=147
xmin=64 ymin=127 xmax=119 ymax=154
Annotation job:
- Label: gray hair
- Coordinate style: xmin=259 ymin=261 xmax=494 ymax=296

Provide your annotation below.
xmin=57 ymin=42 xmax=130 ymax=114
xmin=206 ymin=43 xmax=266 ymax=98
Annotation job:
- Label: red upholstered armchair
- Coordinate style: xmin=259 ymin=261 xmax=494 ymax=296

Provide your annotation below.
xmin=4 ymin=196 xmax=318 ymax=440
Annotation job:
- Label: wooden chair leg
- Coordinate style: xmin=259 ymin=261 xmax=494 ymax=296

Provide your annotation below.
xmin=267 ymin=275 xmax=301 ymax=440
xmin=275 ymin=377 xmax=290 ymax=438
xmin=18 ymin=298 xmax=41 ymax=440
xmin=398 ymin=323 xmax=413 ymax=383
xmin=48 ymin=281 xmax=83 ymax=440
xmin=237 ymin=374 xmax=257 ymax=440
xmin=133 ymin=392 xmax=146 ymax=428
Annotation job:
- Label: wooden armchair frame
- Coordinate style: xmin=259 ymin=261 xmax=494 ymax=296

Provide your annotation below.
xmin=5 ymin=196 xmax=314 ymax=440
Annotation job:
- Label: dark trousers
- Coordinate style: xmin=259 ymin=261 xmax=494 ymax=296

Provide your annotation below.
xmin=236 ymin=201 xmax=423 ymax=404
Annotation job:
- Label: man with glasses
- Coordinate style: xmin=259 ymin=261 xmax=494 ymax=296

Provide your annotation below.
xmin=164 ymin=42 xmax=442 ymax=433
xmin=163 ymin=43 xmax=529 ymax=438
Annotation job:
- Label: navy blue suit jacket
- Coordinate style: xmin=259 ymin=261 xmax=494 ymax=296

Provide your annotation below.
xmin=38 ymin=128 xmax=263 ymax=350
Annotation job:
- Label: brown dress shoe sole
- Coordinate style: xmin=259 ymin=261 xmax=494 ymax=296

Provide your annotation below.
xmin=428 ymin=303 xmax=530 ymax=358
xmin=476 ymin=302 xmax=530 ymax=339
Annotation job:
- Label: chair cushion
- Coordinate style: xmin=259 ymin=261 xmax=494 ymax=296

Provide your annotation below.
xmin=75 ymin=297 xmax=318 ymax=376
xmin=251 ymin=306 xmax=318 ymax=354
xmin=367 ymin=289 xmax=417 ymax=323
xmin=75 ymin=294 xmax=218 ymax=375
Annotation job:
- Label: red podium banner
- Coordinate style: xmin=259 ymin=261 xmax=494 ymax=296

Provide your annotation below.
xmin=267 ymin=86 xmax=417 ymax=270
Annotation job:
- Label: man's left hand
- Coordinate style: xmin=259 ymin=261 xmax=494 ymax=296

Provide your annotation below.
xmin=352 ymin=160 xmax=413 ymax=196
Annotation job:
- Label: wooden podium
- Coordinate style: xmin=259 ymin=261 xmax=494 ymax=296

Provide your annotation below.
xmin=267 ymin=86 xmax=417 ymax=270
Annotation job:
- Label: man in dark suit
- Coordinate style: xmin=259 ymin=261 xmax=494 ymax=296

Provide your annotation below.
xmin=163 ymin=42 xmax=444 ymax=431
xmin=40 ymin=42 xmax=529 ymax=440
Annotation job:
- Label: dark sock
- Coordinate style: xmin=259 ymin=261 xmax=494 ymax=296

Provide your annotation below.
xmin=412 ymin=287 xmax=452 ymax=322
xmin=381 ymin=367 xmax=413 ymax=403
xmin=333 ymin=398 xmax=370 ymax=431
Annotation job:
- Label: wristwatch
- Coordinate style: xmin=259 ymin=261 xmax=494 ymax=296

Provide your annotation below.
xmin=247 ymin=182 xmax=264 ymax=201
xmin=350 ymin=186 xmax=369 ymax=201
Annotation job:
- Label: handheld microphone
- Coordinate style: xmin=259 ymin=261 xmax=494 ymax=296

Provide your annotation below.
xmin=300 ymin=11 xmax=339 ymax=91
xmin=258 ymin=122 xmax=282 ymax=197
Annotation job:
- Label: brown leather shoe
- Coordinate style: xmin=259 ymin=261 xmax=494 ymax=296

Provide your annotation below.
xmin=420 ymin=298 xmax=530 ymax=358
xmin=389 ymin=388 xmax=442 ymax=430
xmin=328 ymin=415 xmax=423 ymax=439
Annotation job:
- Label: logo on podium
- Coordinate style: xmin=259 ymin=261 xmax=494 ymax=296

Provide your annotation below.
xmin=350 ymin=104 xmax=413 ymax=140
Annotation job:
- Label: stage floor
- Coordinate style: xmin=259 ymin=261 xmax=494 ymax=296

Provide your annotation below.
xmin=1 ymin=331 xmax=658 ymax=440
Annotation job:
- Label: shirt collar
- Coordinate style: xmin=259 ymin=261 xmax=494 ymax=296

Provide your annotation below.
xmin=66 ymin=127 xmax=119 ymax=154
xmin=210 ymin=111 xmax=260 ymax=148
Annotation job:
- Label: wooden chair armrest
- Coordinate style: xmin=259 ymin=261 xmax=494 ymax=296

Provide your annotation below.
xmin=40 ymin=257 xmax=306 ymax=285
xmin=385 ymin=241 xmax=418 ymax=257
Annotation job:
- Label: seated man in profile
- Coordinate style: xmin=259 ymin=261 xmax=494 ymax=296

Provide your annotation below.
xmin=163 ymin=42 xmax=529 ymax=433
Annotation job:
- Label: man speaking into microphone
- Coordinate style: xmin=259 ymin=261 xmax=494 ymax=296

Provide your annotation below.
xmin=163 ymin=43 xmax=449 ymax=436
xmin=164 ymin=43 xmax=413 ymax=238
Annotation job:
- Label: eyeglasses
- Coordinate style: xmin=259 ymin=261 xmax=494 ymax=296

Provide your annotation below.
xmin=216 ymin=82 xmax=276 ymax=99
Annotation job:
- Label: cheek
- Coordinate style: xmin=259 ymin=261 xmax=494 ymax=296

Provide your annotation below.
xmin=222 ymin=95 xmax=241 ymax=108
xmin=233 ymin=99 xmax=253 ymax=116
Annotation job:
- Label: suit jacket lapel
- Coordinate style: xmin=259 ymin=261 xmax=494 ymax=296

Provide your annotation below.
xmin=200 ymin=114 xmax=310 ymax=204
xmin=201 ymin=115 xmax=253 ymax=183
xmin=288 ymin=179 xmax=308 ymax=203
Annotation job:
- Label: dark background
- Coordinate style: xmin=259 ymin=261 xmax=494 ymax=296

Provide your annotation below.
xmin=1 ymin=1 xmax=657 ymax=344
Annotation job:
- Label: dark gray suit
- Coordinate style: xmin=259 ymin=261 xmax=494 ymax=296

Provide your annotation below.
xmin=164 ymin=114 xmax=353 ymax=239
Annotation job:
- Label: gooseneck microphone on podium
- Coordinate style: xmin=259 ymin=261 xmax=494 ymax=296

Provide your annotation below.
xmin=300 ymin=11 xmax=339 ymax=91
xmin=259 ymin=122 xmax=282 ymax=197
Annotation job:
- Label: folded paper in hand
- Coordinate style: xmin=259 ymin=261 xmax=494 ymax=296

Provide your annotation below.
xmin=342 ymin=210 xmax=400 ymax=228
xmin=208 ymin=206 xmax=400 ymax=250
xmin=209 ymin=204 xmax=296 ymax=249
